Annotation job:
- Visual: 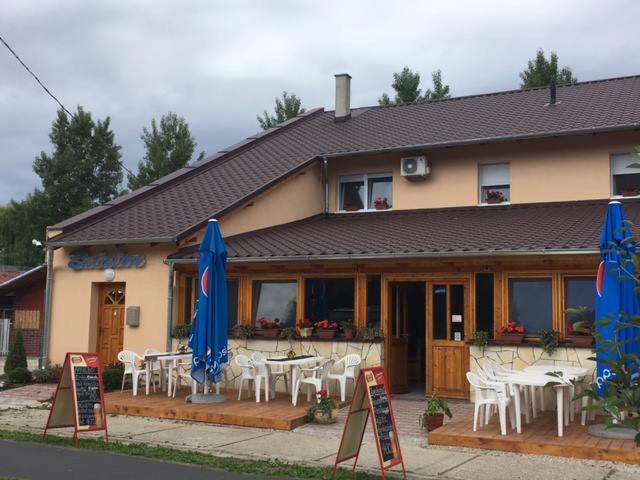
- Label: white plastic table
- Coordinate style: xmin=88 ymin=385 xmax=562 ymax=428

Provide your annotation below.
xmin=506 ymin=369 xmax=584 ymax=437
xmin=523 ymin=365 xmax=588 ymax=423
xmin=262 ymin=355 xmax=324 ymax=404
xmin=142 ymin=351 xmax=192 ymax=396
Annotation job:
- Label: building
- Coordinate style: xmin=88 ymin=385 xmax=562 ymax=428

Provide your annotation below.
xmin=0 ymin=265 xmax=46 ymax=359
xmin=44 ymin=74 xmax=640 ymax=398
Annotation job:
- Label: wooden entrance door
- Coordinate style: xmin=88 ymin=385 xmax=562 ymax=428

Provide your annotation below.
xmin=97 ymin=284 xmax=125 ymax=364
xmin=428 ymin=281 xmax=470 ymax=399
xmin=387 ymin=282 xmax=409 ymax=393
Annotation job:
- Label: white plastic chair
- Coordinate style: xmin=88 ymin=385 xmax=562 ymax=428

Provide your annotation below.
xmin=466 ymin=371 xmax=514 ymax=435
xmin=293 ymin=359 xmax=334 ymax=406
xmin=118 ymin=350 xmax=150 ymax=396
xmin=143 ymin=348 xmax=164 ymax=392
xmin=250 ymin=359 xmax=272 ymax=403
xmin=251 ymin=351 xmax=288 ymax=393
xmin=171 ymin=359 xmax=194 ymax=398
xmin=328 ymin=354 xmax=361 ymax=402
xmin=235 ymin=355 xmax=255 ymax=400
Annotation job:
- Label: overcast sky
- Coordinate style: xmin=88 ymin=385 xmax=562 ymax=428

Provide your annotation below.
xmin=1 ymin=0 xmax=639 ymax=204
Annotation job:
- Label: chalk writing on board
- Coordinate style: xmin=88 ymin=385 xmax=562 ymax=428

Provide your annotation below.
xmin=73 ymin=366 xmax=100 ymax=426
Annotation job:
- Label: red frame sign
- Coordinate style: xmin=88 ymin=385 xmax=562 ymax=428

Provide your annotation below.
xmin=333 ymin=366 xmax=406 ymax=479
xmin=44 ymin=352 xmax=108 ymax=445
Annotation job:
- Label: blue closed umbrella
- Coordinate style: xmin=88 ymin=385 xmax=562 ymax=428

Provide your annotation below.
xmin=189 ymin=219 xmax=228 ymax=385
xmin=595 ymin=201 xmax=640 ymax=394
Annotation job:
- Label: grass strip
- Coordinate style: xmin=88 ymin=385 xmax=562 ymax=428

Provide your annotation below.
xmin=0 ymin=429 xmax=381 ymax=479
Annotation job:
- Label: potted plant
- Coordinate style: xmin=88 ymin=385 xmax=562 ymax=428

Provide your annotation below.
xmin=419 ymin=392 xmax=452 ymax=432
xmin=340 ymin=320 xmax=356 ymax=340
xmin=540 ymin=329 xmax=560 ymax=356
xmin=373 ymin=197 xmax=390 ymax=210
xmin=307 ymin=389 xmax=338 ymax=424
xmin=472 ymin=330 xmax=490 ymax=354
xmin=565 ymin=306 xmax=595 ymax=346
xmin=234 ymin=324 xmax=256 ymax=339
xmin=313 ymin=319 xmax=339 ymax=339
xmin=297 ymin=319 xmax=314 ymax=338
xmin=486 ymin=190 xmax=505 ymax=204
xmin=500 ymin=322 xmax=526 ymax=343
xmin=280 ymin=327 xmax=297 ymax=341
xmin=257 ymin=317 xmax=281 ymax=338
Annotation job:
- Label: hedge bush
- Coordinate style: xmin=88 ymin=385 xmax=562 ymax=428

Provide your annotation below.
xmin=8 ymin=367 xmax=32 ymax=385
xmin=4 ymin=328 xmax=27 ymax=375
xmin=102 ymin=367 xmax=124 ymax=392
xmin=32 ymin=364 xmax=63 ymax=384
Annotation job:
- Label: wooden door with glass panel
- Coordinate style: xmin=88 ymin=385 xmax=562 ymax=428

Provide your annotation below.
xmin=428 ymin=282 xmax=470 ymax=399
xmin=97 ymin=284 xmax=125 ymax=364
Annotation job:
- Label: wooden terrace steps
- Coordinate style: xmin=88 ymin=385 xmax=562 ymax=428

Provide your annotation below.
xmin=429 ymin=411 xmax=640 ymax=464
xmin=105 ymin=388 xmax=343 ymax=431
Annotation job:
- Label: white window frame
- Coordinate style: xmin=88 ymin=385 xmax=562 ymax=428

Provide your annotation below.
xmin=610 ymin=153 xmax=640 ymax=199
xmin=478 ymin=163 xmax=511 ymax=206
xmin=337 ymin=172 xmax=393 ymax=212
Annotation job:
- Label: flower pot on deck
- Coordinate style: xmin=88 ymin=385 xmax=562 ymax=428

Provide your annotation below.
xmin=421 ymin=413 xmax=444 ymax=432
xmin=314 ymin=409 xmax=338 ymax=424
xmin=567 ymin=335 xmax=594 ymax=347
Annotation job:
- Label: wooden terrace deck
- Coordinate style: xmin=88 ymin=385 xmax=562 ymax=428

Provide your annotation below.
xmin=429 ymin=410 xmax=640 ymax=464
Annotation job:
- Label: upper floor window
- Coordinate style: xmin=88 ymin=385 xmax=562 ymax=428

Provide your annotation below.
xmin=339 ymin=173 xmax=392 ymax=212
xmin=611 ymin=153 xmax=640 ymax=197
xmin=479 ymin=163 xmax=510 ymax=205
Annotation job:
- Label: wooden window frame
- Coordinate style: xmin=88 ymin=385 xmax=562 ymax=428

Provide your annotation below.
xmin=177 ymin=271 xmax=240 ymax=326
xmin=501 ymin=272 xmax=560 ymax=338
xmin=560 ymin=273 xmax=596 ymax=340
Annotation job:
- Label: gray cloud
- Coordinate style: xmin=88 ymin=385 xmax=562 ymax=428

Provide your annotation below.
xmin=2 ymin=0 xmax=639 ymax=203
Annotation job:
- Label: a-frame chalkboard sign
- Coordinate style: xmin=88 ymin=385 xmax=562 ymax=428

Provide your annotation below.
xmin=333 ymin=366 xmax=406 ymax=479
xmin=44 ymin=353 xmax=108 ymax=445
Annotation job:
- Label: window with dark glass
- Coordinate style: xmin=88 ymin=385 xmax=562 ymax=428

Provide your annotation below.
xmin=252 ymin=280 xmax=297 ymax=327
xmin=366 ymin=275 xmax=381 ymax=328
xmin=475 ymin=273 xmax=494 ymax=338
xmin=338 ymin=173 xmax=392 ymax=211
xmin=611 ymin=154 xmax=640 ymax=197
xmin=508 ymin=278 xmax=552 ymax=334
xmin=305 ymin=278 xmax=355 ymax=323
xmin=432 ymin=285 xmax=447 ymax=340
xmin=564 ymin=277 xmax=596 ymax=335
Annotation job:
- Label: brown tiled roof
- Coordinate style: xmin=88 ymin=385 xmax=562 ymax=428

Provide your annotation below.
xmin=167 ymin=200 xmax=640 ymax=261
xmin=0 ymin=265 xmax=46 ymax=294
xmin=49 ymin=76 xmax=640 ymax=246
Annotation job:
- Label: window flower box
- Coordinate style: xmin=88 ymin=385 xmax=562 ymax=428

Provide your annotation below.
xmin=314 ymin=320 xmax=338 ymax=339
xmin=257 ymin=317 xmax=281 ymax=338
xmin=501 ymin=322 xmax=526 ymax=343
xmin=567 ymin=334 xmax=594 ymax=347
xmin=501 ymin=333 xmax=525 ymax=343
xmin=486 ymin=190 xmax=505 ymax=204
xmin=374 ymin=197 xmax=390 ymax=210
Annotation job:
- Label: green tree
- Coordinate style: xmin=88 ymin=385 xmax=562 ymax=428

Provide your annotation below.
xmin=519 ymin=49 xmax=577 ymax=89
xmin=379 ymin=67 xmax=451 ymax=105
xmin=33 ymin=107 xmax=123 ymax=220
xmin=257 ymin=91 xmax=306 ymax=130
xmin=4 ymin=328 xmax=27 ymax=375
xmin=127 ymin=112 xmax=204 ymax=190
xmin=379 ymin=66 xmax=422 ymax=105
xmin=0 ymin=107 xmax=122 ymax=267
xmin=423 ymin=70 xmax=451 ymax=101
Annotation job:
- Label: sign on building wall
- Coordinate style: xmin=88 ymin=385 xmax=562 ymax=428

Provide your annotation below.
xmin=68 ymin=251 xmax=145 ymax=270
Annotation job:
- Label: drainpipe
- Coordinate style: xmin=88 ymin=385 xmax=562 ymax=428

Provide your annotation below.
xmin=322 ymin=156 xmax=329 ymax=215
xmin=40 ymin=247 xmax=54 ymax=369
xmin=165 ymin=262 xmax=175 ymax=351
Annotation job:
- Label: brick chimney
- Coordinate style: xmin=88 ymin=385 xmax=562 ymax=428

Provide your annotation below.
xmin=334 ymin=73 xmax=351 ymax=122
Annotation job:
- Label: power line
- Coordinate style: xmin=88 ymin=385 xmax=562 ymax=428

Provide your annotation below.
xmin=0 ymin=32 xmax=138 ymax=181
xmin=0 ymin=33 xmax=72 ymax=116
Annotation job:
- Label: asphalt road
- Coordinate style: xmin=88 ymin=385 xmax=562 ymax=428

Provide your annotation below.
xmin=0 ymin=440 xmax=287 ymax=480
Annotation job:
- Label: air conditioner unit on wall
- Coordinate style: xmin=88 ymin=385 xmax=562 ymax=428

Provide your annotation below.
xmin=400 ymin=155 xmax=429 ymax=179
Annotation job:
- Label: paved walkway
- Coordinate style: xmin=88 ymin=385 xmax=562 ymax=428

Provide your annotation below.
xmin=0 ymin=383 xmax=55 ymax=410
xmin=0 ymin=403 xmax=638 ymax=479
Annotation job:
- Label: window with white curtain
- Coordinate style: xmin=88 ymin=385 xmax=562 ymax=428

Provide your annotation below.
xmin=338 ymin=173 xmax=392 ymax=211
xmin=611 ymin=154 xmax=640 ymax=197
xmin=479 ymin=163 xmax=510 ymax=204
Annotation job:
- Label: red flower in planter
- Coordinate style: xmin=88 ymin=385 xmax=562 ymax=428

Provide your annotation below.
xmin=501 ymin=321 xmax=526 ymax=334
xmin=314 ymin=320 xmax=338 ymax=329
xmin=258 ymin=317 xmax=280 ymax=329
xmin=318 ymin=389 xmax=329 ymax=399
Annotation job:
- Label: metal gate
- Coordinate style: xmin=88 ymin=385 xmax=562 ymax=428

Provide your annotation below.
xmin=0 ymin=317 xmax=11 ymax=356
